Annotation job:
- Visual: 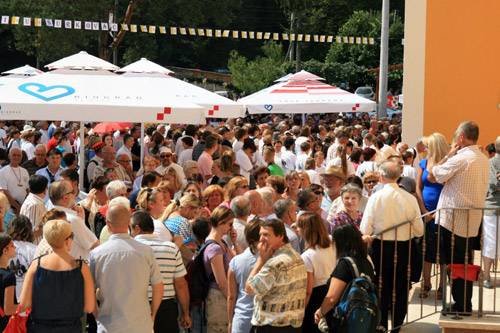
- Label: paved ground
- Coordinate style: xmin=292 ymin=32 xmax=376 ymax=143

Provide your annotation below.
xmin=398 ymin=258 xmax=500 ymax=332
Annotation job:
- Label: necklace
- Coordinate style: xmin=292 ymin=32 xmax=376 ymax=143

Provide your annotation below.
xmin=10 ymin=166 xmax=23 ymax=187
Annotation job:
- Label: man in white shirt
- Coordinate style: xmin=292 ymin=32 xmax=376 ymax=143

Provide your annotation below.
xmin=230 ymin=195 xmax=251 ymax=250
xmin=20 ymin=129 xmax=36 ymax=160
xmin=295 ymin=141 xmax=311 ymax=171
xmin=50 ymin=180 xmax=99 ymax=260
xmin=155 ymin=147 xmax=186 ymax=184
xmin=235 ymin=139 xmax=256 ymax=183
xmin=116 ymin=133 xmax=134 ymax=169
xmin=0 ymin=148 xmax=30 ymax=213
xmin=177 ymin=136 xmax=194 ymax=167
xmin=20 ymin=175 xmax=48 ymax=243
xmin=360 ymin=160 xmax=423 ymax=332
xmin=36 ymin=121 xmax=50 ymax=145
xmin=428 ymin=121 xmax=489 ymax=314
xmin=281 ymin=137 xmax=297 ymax=174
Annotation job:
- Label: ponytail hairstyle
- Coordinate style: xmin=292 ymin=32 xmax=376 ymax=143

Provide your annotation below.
xmin=337 ymin=145 xmax=348 ymax=177
xmin=136 ymin=188 xmax=162 ymax=212
xmin=161 ymin=193 xmax=201 ymax=221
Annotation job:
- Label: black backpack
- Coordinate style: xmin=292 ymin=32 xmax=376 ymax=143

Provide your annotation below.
xmin=186 ymin=240 xmax=217 ymax=306
xmin=329 ymin=257 xmax=381 ymax=333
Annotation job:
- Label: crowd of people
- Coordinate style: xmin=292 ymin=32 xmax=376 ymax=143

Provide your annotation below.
xmin=0 ymin=114 xmax=497 ymax=333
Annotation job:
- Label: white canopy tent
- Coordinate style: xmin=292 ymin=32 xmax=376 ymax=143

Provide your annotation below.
xmin=0 ymin=51 xmax=207 ymax=189
xmin=2 ymin=65 xmax=43 ymax=76
xmin=117 ymin=57 xmax=174 ymax=75
xmin=45 ymin=51 xmax=120 ymax=71
xmin=238 ymin=70 xmax=376 ymax=114
xmin=119 ymin=59 xmax=244 ymax=119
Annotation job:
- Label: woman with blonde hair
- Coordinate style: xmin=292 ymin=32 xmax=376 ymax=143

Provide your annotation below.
xmin=163 ymin=167 xmax=183 ymax=197
xmin=284 ymin=171 xmax=301 ymax=201
xmin=416 ymin=132 xmax=448 ymax=299
xmin=137 ymin=187 xmax=172 ymax=242
xmin=162 ymin=194 xmax=201 ymax=249
xmin=221 ymin=176 xmax=249 ymax=207
xmin=296 ymin=212 xmax=336 ymax=333
xmin=362 ymin=171 xmax=380 ymax=197
xmin=20 ymin=219 xmax=95 ymax=332
xmin=203 ymin=185 xmax=225 ymax=213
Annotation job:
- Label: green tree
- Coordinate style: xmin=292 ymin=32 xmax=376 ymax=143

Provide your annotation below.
xmin=228 ymin=42 xmax=289 ymax=94
xmin=325 ymin=10 xmax=404 ymax=68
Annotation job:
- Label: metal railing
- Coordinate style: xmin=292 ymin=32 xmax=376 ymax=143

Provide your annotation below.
xmin=371 ymin=207 xmax=500 ymax=332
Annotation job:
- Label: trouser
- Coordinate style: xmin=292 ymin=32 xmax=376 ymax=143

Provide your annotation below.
xmin=440 ymin=227 xmax=473 ymax=312
xmin=252 ymin=326 xmax=301 ymax=333
xmin=371 ymin=239 xmax=410 ymax=333
xmin=155 ymin=298 xmax=179 ymax=333
xmin=302 ymin=284 xmax=328 ymax=333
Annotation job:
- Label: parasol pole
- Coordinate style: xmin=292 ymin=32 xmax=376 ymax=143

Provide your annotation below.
xmin=79 ymin=121 xmax=85 ymax=191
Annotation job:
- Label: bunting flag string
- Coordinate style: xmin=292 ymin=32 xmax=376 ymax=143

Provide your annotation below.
xmin=0 ymin=14 xmax=381 ymax=45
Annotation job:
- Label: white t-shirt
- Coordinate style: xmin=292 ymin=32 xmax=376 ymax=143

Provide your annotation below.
xmin=236 ymin=149 xmax=253 ymax=182
xmin=232 ymin=140 xmax=244 ymax=152
xmin=21 ymin=140 xmax=36 ymax=160
xmin=327 ymin=157 xmax=356 ymax=176
xmin=294 ymin=136 xmax=308 ymax=155
xmin=306 ymin=169 xmax=321 ymax=185
xmin=177 ymin=148 xmax=193 ymax=167
xmin=153 ymin=219 xmax=173 ymax=242
xmin=11 ymin=240 xmax=36 ymax=299
xmin=355 ymin=161 xmax=378 ymax=178
xmin=301 ymin=244 xmax=337 ymax=287
xmin=0 ymin=166 xmax=29 ymax=204
xmin=0 ymin=128 xmax=6 ymax=149
xmin=402 ymin=165 xmax=417 ymax=180
xmin=295 ymin=152 xmax=309 ymax=171
xmin=54 ymin=206 xmax=98 ymax=260
xmin=281 ymin=150 xmax=297 ymax=174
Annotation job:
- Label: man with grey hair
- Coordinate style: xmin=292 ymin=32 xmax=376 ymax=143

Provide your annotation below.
xmin=90 ymin=200 xmax=163 ymax=333
xmin=428 ymin=121 xmax=489 ymax=313
xmin=274 ymin=198 xmax=301 ymax=253
xmin=50 ymin=180 xmax=99 ymax=260
xmin=97 ymin=180 xmax=129 ymax=243
xmin=360 ymin=160 xmax=423 ymax=332
xmin=244 ymin=190 xmax=264 ymax=219
xmin=0 ymin=147 xmax=30 ymax=213
xmin=256 ymin=187 xmax=277 ymax=219
xmin=21 ymin=143 xmax=48 ymax=176
xmin=230 ymin=195 xmax=251 ymax=250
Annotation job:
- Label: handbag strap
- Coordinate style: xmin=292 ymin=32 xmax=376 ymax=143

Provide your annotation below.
xmin=344 ymin=257 xmax=360 ymax=278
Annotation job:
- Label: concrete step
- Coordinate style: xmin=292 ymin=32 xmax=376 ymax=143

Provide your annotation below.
xmin=439 ymin=313 xmax=500 ymax=333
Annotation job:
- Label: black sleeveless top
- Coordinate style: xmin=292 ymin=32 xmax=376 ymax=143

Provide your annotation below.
xmin=29 ymin=256 xmax=84 ymax=332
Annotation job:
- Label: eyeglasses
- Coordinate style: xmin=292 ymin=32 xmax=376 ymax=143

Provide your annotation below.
xmin=160 ymin=153 xmax=172 ymax=158
xmin=66 ymin=232 xmax=74 ymax=240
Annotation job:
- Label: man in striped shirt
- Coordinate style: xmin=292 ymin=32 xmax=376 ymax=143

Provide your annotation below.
xmin=131 ymin=210 xmax=191 ymax=332
xmin=20 ymin=175 xmax=48 ymax=243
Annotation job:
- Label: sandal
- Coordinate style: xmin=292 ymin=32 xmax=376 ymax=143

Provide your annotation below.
xmin=420 ymin=284 xmax=432 ymax=298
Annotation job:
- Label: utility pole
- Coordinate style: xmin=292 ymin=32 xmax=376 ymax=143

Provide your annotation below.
xmin=295 ymin=13 xmax=301 ymax=72
xmin=112 ymin=0 xmax=118 ymax=65
xmin=377 ymin=0 xmax=390 ymax=119
xmin=288 ymin=12 xmax=295 ymax=62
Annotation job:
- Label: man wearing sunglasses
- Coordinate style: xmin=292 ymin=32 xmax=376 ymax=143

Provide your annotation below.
xmin=155 ymin=147 xmax=186 ymax=185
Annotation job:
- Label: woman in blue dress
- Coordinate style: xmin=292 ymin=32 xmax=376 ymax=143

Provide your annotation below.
xmin=415 ymin=133 xmax=449 ymax=299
